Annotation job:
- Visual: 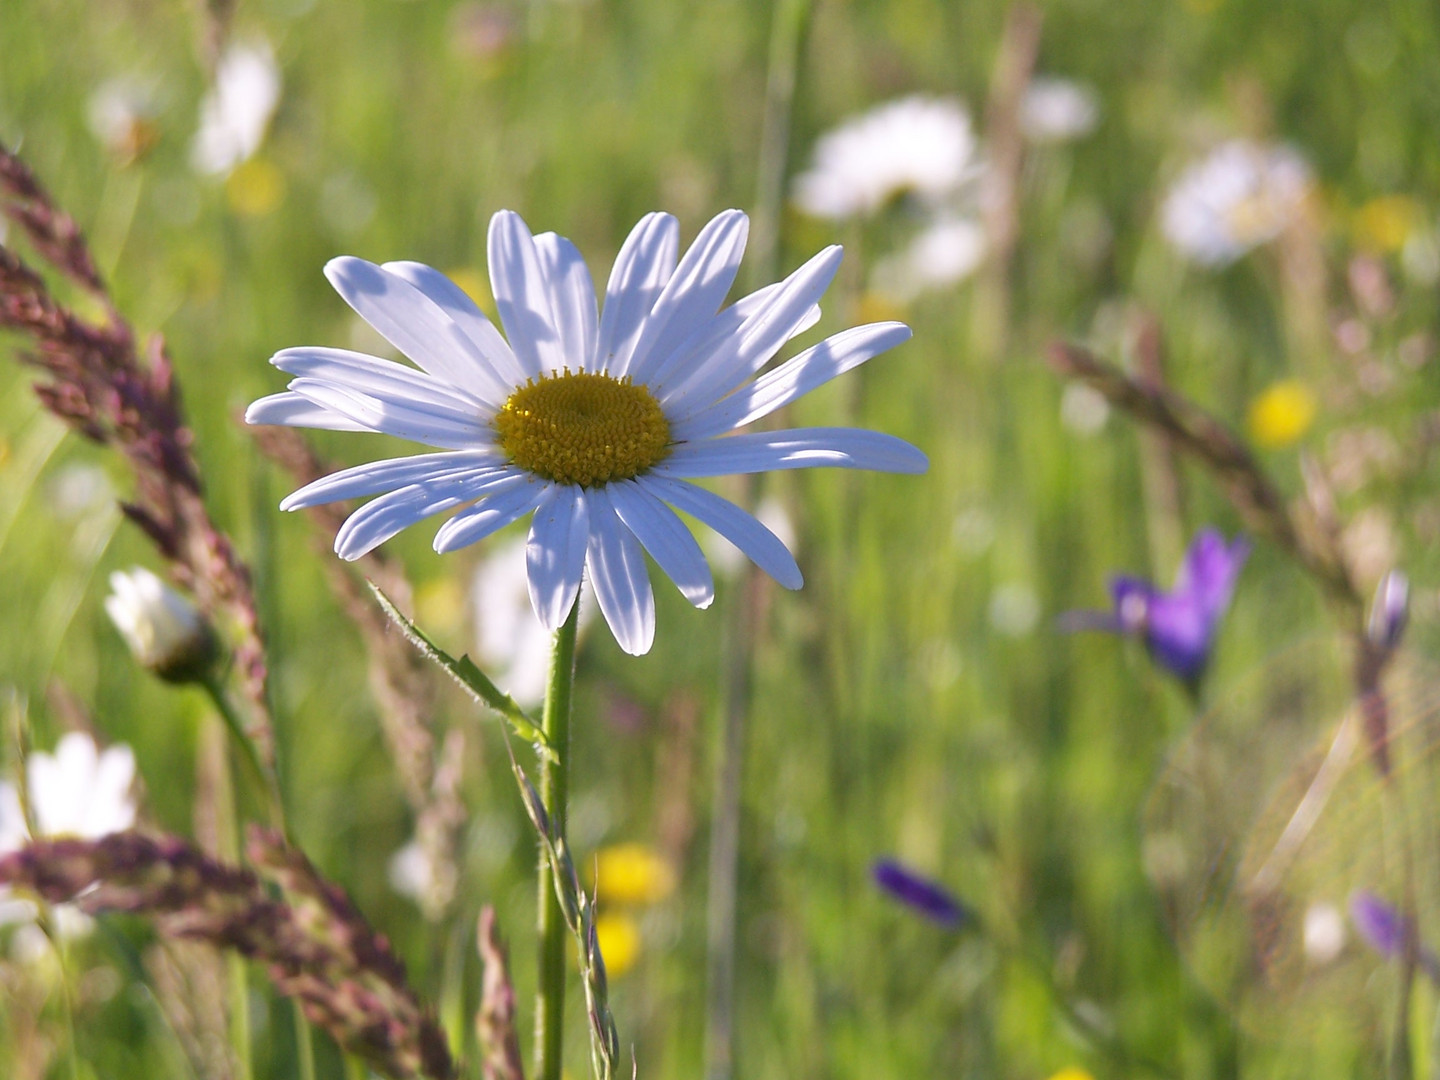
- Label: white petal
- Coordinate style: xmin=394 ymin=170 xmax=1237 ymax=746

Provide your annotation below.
xmin=585 ymin=488 xmax=656 ymax=655
xmin=626 ymin=210 xmax=749 ymax=385
xmin=433 ymin=478 xmax=548 ymax=553
xmin=596 ymin=213 xmax=679 ymax=377
xmin=657 ymin=428 xmax=929 ymax=477
xmin=533 ymin=233 xmax=598 ymax=372
xmin=487 ymin=211 xmax=566 ymax=378
xmin=272 ymin=346 xmax=491 ymax=415
xmin=335 ymin=470 xmax=527 ymax=559
xmin=673 ymin=323 xmax=911 ymax=440
xmin=381 ymin=260 xmax=528 ymax=390
xmin=644 ymin=476 xmax=802 ymax=589
xmin=280 ymin=451 xmax=507 ymax=511
xmin=289 ymin=379 xmax=489 ymax=449
xmin=525 ymin=486 xmax=590 ymax=629
xmin=244 ymin=392 xmax=370 ymax=432
xmin=609 ymin=480 xmax=714 ymax=609
xmin=85 ymin=747 xmax=136 ymax=837
xmin=324 ymin=257 xmax=512 ymax=403
xmin=658 ymin=246 xmax=842 ymax=415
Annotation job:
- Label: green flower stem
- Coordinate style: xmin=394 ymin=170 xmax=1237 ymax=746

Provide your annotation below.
xmin=534 ymin=602 xmax=579 ymax=1080
xmin=200 ymin=674 xmax=288 ymax=836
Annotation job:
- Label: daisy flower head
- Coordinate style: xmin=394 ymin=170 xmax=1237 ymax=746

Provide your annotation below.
xmin=1160 ymin=139 xmax=1313 ymax=267
xmin=247 ymin=209 xmax=927 ymax=655
xmin=792 ymin=96 xmax=980 ymax=221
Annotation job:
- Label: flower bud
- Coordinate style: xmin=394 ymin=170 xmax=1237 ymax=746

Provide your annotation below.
xmin=103 ymin=567 xmax=217 ymax=683
xmin=1367 ymin=570 xmax=1409 ymax=654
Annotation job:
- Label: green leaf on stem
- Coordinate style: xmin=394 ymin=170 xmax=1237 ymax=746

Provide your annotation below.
xmin=367 ymin=581 xmax=554 ymax=760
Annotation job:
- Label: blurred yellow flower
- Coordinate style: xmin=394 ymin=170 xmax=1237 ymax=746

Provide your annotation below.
xmin=1353 ymin=195 xmax=1423 ymax=254
xmin=225 ymin=159 xmax=285 ymax=217
xmin=593 ymin=912 xmax=642 ymax=978
xmin=590 ymin=843 xmax=677 ymax=907
xmin=1046 ymin=1069 xmax=1095 ymax=1080
xmin=1247 ymin=379 xmax=1316 ymax=448
xmin=856 ymin=290 xmax=909 ymax=325
xmin=445 ymin=267 xmax=494 ymax=314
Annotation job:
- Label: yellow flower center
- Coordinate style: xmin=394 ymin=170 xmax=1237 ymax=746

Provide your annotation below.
xmin=494 ymin=370 xmax=671 ymax=487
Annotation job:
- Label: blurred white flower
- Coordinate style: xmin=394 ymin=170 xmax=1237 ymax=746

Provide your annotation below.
xmin=988 ymin=583 xmax=1040 ymax=637
xmin=387 ymin=840 xmax=436 ymax=903
xmin=1161 ymin=139 xmax=1312 ymax=266
xmin=0 ymin=733 xmax=138 ymax=944
xmin=1020 ymin=77 xmax=1099 ymax=143
xmin=871 ymin=214 xmax=987 ymax=301
xmin=472 ymin=536 xmax=594 ymax=707
xmin=48 ymin=464 xmax=113 ymax=522
xmin=1303 ymin=900 xmax=1346 ymax=964
xmin=192 ymin=42 xmax=281 ymax=176
xmin=87 ymin=77 xmax=161 ymax=163
xmin=1060 ymin=383 xmax=1110 ymax=436
xmin=793 ymin=96 xmax=981 ymax=220
xmin=105 ymin=568 xmax=215 ymax=681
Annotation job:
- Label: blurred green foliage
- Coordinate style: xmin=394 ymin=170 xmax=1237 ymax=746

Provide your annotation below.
xmin=4 ymin=0 xmax=1440 ymax=1076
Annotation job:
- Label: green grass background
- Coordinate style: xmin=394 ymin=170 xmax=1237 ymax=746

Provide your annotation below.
xmin=4 ymin=0 xmax=1440 ymax=1076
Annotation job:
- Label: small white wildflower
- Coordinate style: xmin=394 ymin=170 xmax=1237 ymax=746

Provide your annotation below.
xmin=1161 ymin=139 xmax=1312 ymax=266
xmin=793 ymin=96 xmax=981 ymax=220
xmin=192 ymin=41 xmax=281 ymax=176
xmin=988 ymin=583 xmax=1040 ymax=637
xmin=104 ymin=568 xmax=215 ymax=682
xmin=87 ymin=77 xmax=162 ymax=162
xmin=1302 ymin=901 xmax=1346 ymax=965
xmin=0 ymin=733 xmax=138 ymax=946
xmin=1020 ymin=78 xmax=1099 ymax=143
xmin=1060 ymin=383 xmax=1111 ymax=436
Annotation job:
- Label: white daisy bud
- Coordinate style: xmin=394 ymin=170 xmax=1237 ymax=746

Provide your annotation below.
xmin=104 ymin=567 xmax=216 ymax=682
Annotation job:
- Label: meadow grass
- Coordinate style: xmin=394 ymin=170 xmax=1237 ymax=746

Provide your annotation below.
xmin=3 ymin=1 xmax=1440 ymax=1076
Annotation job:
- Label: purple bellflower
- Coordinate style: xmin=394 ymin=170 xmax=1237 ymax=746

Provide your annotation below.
xmin=1351 ymin=890 xmax=1440 ymax=984
xmin=1061 ymin=528 xmax=1249 ymax=686
xmin=872 ymin=859 xmax=969 ymax=929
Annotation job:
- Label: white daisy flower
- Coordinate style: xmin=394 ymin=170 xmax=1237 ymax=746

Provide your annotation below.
xmin=104 ymin=567 xmax=215 ymax=681
xmin=191 ymin=41 xmax=281 ymax=177
xmin=248 ymin=209 xmax=926 ymax=655
xmin=1160 ymin=139 xmax=1313 ymax=267
xmin=0 ymin=733 xmax=138 ymax=941
xmin=1019 ymin=77 xmax=1099 ymax=143
xmin=792 ymin=96 xmax=980 ymax=221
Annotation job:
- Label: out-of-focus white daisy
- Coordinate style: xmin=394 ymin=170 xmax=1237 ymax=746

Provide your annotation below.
xmin=87 ymin=77 xmax=162 ymax=163
xmin=792 ymin=96 xmax=981 ymax=220
xmin=1160 ymin=139 xmax=1313 ymax=267
xmin=387 ymin=839 xmax=436 ymax=903
xmin=988 ymin=582 xmax=1040 ymax=637
xmin=1303 ymin=900 xmax=1346 ymax=965
xmin=871 ymin=214 xmax=987 ymax=302
xmin=248 ymin=208 xmax=926 ymax=654
xmin=1019 ymin=78 xmax=1099 ymax=144
xmin=192 ymin=41 xmax=281 ymax=176
xmin=472 ymin=535 xmax=594 ymax=707
xmin=1060 ymin=383 xmax=1110 ymax=436
xmin=0 ymin=733 xmax=138 ymax=942
xmin=105 ymin=568 xmax=215 ymax=682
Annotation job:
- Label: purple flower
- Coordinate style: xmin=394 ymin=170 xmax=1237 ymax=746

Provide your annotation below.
xmin=1351 ymin=891 xmax=1408 ymax=957
xmin=872 ymin=859 xmax=968 ymax=929
xmin=1061 ymin=529 xmax=1248 ymax=684
xmin=1351 ymin=891 xmax=1440 ymax=984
